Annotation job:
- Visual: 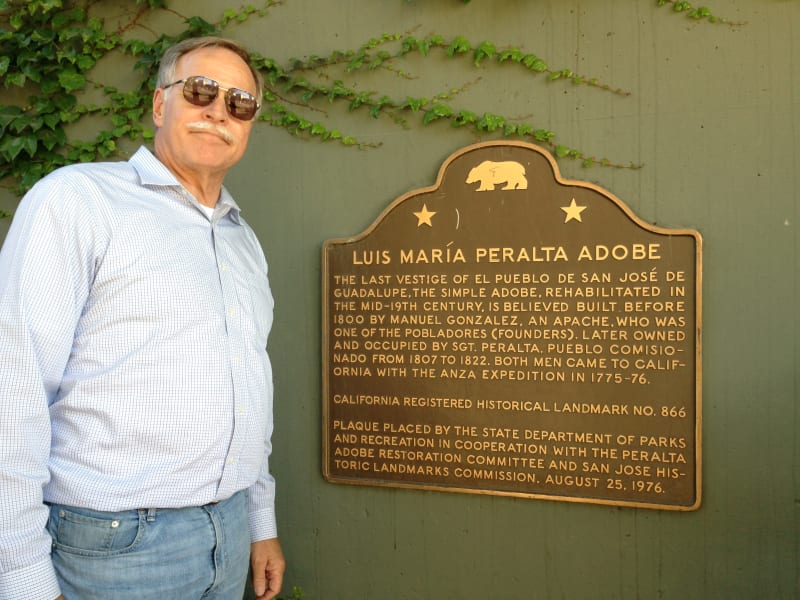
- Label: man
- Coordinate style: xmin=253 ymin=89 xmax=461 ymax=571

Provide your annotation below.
xmin=0 ymin=37 xmax=285 ymax=599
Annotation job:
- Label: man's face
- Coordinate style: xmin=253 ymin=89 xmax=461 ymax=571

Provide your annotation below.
xmin=152 ymin=46 xmax=258 ymax=179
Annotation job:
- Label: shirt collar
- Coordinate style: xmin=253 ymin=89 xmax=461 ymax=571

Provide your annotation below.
xmin=129 ymin=146 xmax=243 ymax=224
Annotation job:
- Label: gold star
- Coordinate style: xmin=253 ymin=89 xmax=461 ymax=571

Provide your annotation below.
xmin=561 ymin=198 xmax=587 ymax=223
xmin=414 ymin=204 xmax=436 ymax=227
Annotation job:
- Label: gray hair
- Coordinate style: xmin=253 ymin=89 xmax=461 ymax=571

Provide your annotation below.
xmin=156 ymin=36 xmax=264 ymax=102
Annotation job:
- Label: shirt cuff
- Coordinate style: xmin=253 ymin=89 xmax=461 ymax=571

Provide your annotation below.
xmin=0 ymin=557 xmax=61 ymax=600
xmin=248 ymin=506 xmax=278 ymax=542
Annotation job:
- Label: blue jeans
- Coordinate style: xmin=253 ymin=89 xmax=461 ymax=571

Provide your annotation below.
xmin=47 ymin=490 xmax=250 ymax=600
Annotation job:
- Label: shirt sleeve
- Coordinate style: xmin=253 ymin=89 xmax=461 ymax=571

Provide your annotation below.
xmin=247 ymin=456 xmax=278 ymax=542
xmin=243 ymin=234 xmax=278 ymax=543
xmin=0 ymin=172 xmax=103 ymax=598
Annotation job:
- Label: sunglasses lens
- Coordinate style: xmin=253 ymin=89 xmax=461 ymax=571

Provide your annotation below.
xmin=182 ymin=76 xmax=219 ymax=107
xmin=176 ymin=76 xmax=259 ymax=121
xmin=226 ymin=89 xmax=259 ymax=121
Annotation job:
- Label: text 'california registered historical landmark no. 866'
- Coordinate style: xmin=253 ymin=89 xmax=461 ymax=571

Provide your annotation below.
xmin=322 ymin=141 xmax=702 ymax=511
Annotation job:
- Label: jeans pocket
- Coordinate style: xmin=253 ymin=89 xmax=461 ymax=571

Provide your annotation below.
xmin=48 ymin=504 xmax=144 ymax=557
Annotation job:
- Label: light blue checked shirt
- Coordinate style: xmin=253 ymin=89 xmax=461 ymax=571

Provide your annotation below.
xmin=0 ymin=146 xmax=276 ymax=599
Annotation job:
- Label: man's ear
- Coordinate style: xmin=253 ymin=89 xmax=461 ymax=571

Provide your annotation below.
xmin=152 ymin=88 xmax=165 ymax=128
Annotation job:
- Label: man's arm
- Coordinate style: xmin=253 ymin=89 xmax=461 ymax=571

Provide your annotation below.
xmin=250 ymin=538 xmax=285 ymax=600
xmin=0 ymin=173 xmax=101 ymax=599
xmin=246 ymin=443 xmax=282 ymax=599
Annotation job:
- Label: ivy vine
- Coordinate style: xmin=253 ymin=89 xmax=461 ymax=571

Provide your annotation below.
xmin=655 ymin=0 xmax=744 ymax=24
xmin=0 ymin=0 xmax=740 ymax=216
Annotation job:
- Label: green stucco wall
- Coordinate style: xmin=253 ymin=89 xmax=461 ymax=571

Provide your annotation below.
xmin=1 ymin=2 xmax=798 ymax=598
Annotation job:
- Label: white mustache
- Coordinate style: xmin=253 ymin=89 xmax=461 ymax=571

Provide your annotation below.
xmin=186 ymin=121 xmax=236 ymax=145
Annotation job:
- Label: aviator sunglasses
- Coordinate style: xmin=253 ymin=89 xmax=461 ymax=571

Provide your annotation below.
xmin=162 ymin=75 xmax=260 ymax=121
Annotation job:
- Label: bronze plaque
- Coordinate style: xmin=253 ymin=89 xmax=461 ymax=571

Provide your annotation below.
xmin=322 ymin=141 xmax=702 ymax=510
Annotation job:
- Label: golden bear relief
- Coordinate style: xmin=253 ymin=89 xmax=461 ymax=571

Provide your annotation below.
xmin=465 ymin=160 xmax=528 ymax=191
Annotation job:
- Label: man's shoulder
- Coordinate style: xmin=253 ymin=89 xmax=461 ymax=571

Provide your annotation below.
xmin=15 ymin=155 xmax=144 ymax=228
xmin=50 ymin=156 xmax=138 ymax=184
xmin=27 ymin=157 xmax=137 ymax=203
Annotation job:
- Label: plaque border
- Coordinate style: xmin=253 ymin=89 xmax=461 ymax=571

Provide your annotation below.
xmin=321 ymin=141 xmax=703 ymax=511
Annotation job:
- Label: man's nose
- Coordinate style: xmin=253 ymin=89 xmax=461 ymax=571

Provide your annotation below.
xmin=203 ymin=94 xmax=229 ymax=121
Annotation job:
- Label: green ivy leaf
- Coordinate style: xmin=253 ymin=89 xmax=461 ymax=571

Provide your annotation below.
xmin=10 ymin=117 xmax=30 ymax=134
xmin=6 ymin=72 xmax=26 ymax=87
xmin=221 ymin=8 xmax=238 ymax=26
xmin=126 ymin=108 xmax=145 ymax=121
xmin=349 ymin=91 xmax=373 ymax=111
xmin=76 ymin=55 xmax=96 ymax=71
xmin=40 ymin=77 xmax=62 ymax=95
xmin=20 ymin=63 xmax=42 ymax=83
xmin=124 ymin=40 xmax=150 ymax=56
xmin=0 ymin=107 xmax=21 ymax=137
xmin=369 ymin=95 xmax=393 ymax=118
xmin=403 ymin=97 xmax=424 ymax=112
xmin=452 ymin=109 xmax=477 ymax=127
xmin=516 ymin=123 xmax=533 ymax=136
xmin=52 ymin=8 xmax=86 ymax=29
xmin=422 ymin=103 xmax=453 ymax=124
xmin=28 ymin=116 xmax=44 ymax=132
xmin=9 ymin=12 xmax=23 ymax=30
xmin=53 ymin=94 xmax=78 ymax=111
xmin=523 ymin=55 xmax=548 ymax=72
xmin=38 ymin=127 xmax=65 ymax=151
xmin=0 ymin=135 xmax=37 ymax=161
xmin=474 ymin=41 xmax=496 ymax=66
xmin=400 ymin=36 xmax=419 ymax=54
xmin=185 ymin=16 xmax=218 ymax=35
xmin=97 ymin=139 xmax=116 ymax=157
xmin=498 ymin=48 xmax=523 ymax=63
xmin=42 ymin=113 xmax=60 ymax=129
xmin=477 ymin=113 xmax=504 ymax=132
xmin=58 ymin=70 xmax=86 ymax=92
xmin=111 ymin=125 xmax=131 ymax=138
xmin=20 ymin=163 xmax=48 ymax=191
xmin=418 ymin=38 xmax=432 ymax=56
xmin=346 ymin=55 xmax=365 ymax=72
xmin=446 ymin=36 xmax=471 ymax=57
